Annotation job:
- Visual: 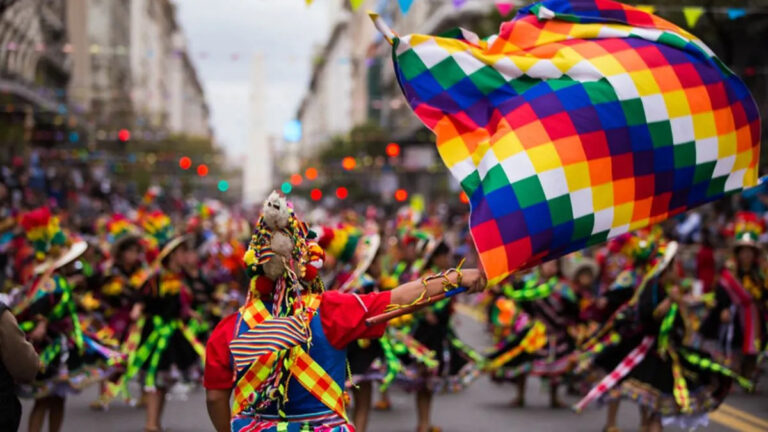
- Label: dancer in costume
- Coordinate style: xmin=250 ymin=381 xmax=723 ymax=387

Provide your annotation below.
xmin=15 ymin=207 xmax=118 ymax=432
xmin=123 ymin=211 xmax=205 ymax=432
xmin=576 ymin=241 xmax=753 ymax=432
xmin=700 ymin=211 xmax=768 ymax=381
xmin=485 ymin=260 xmax=579 ymax=408
xmin=203 ymin=192 xmax=486 ymax=432
xmin=409 ymin=239 xmax=482 ymax=432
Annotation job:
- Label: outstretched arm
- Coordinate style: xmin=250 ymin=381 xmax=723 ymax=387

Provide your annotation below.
xmin=389 ymin=268 xmax=486 ymax=306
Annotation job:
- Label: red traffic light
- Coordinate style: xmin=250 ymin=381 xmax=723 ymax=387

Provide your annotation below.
xmin=179 ymin=156 xmax=192 ymax=170
xmin=118 ymin=129 xmax=130 ymax=142
xmin=386 ymin=142 xmax=400 ymax=157
xmin=310 ymin=188 xmax=323 ymax=201
xmin=336 ymin=187 xmax=348 ymax=200
xmin=197 ymin=164 xmax=209 ymax=177
xmin=394 ymin=189 xmax=408 ymax=202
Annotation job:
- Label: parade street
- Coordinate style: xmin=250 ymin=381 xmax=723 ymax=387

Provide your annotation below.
xmin=22 ymin=304 xmax=768 ymax=432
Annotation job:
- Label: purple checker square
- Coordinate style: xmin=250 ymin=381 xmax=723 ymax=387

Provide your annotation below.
xmin=496 ymin=210 xmax=529 ymax=244
xmin=605 ymin=128 xmax=632 ymax=155
xmin=569 ymin=105 xmax=602 ymax=134
xmin=654 ymin=170 xmax=675 ymax=194
xmin=529 ymin=228 xmax=555 ymax=255
xmin=427 ymin=90 xmax=463 ymax=115
xmin=633 ymin=150 xmax=654 ymax=176
xmin=497 ymin=96 xmax=526 ymax=116
xmin=529 ymin=92 xmax=565 ymax=118
xmin=469 ymin=196 xmax=495 ymax=226
xmin=464 ymin=100 xmax=494 ymax=128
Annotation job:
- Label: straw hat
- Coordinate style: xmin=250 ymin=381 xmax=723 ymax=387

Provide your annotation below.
xmin=21 ymin=207 xmax=89 ymax=275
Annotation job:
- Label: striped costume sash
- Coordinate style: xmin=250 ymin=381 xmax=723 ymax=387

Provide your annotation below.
xmin=230 ymin=316 xmax=307 ymax=372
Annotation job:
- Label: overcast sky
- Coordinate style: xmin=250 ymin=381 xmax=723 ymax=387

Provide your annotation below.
xmin=175 ymin=0 xmax=330 ymax=160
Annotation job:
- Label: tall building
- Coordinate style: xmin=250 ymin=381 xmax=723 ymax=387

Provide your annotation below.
xmin=168 ymin=32 xmax=211 ymax=139
xmin=244 ymin=53 xmax=273 ymax=205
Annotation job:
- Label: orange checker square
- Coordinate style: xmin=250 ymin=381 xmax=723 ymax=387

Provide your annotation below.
xmin=569 ymin=40 xmax=610 ymax=60
xmin=612 ymin=177 xmax=635 ymax=205
xmin=528 ymin=41 xmax=566 ymax=59
xmin=516 ymin=120 xmax=551 ymax=149
xmin=736 ymin=126 xmax=755 ymax=153
xmin=434 ymin=116 xmax=460 ymax=139
xmin=479 ymin=246 xmax=509 ymax=282
xmin=506 ymin=20 xmax=542 ymax=51
xmin=458 ymin=128 xmax=491 ymax=156
xmin=588 ymin=157 xmax=612 ymax=185
xmin=650 ymin=65 xmax=683 ymax=92
xmin=553 ymin=136 xmax=587 ymax=165
xmin=612 ymin=49 xmax=648 ymax=72
xmin=684 ymin=85 xmax=712 ymax=114
xmin=712 ymin=107 xmax=736 ymax=136
xmin=632 ymin=197 xmax=653 ymax=221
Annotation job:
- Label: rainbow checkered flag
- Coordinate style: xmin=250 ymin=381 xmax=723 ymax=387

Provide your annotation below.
xmin=376 ymin=0 xmax=760 ymax=284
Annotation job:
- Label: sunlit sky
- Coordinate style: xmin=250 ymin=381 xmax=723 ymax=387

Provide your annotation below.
xmin=175 ymin=0 xmax=331 ymax=160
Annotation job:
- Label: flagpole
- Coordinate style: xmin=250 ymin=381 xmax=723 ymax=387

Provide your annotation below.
xmin=365 ymin=285 xmax=467 ymax=327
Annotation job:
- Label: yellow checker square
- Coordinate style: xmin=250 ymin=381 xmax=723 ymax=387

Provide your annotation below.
xmin=438 ymin=136 xmax=472 ymax=166
xmin=662 ymin=90 xmax=691 ymax=118
xmin=472 ymin=140 xmax=492 ymax=166
xmin=569 ymin=23 xmax=603 ymax=39
xmin=629 ymin=218 xmax=649 ymax=231
xmin=511 ymin=56 xmax=540 ymax=73
xmin=492 ymin=131 xmax=524 ymax=161
xmin=527 ymin=143 xmax=562 ymax=172
xmin=588 ymin=54 xmax=626 ymax=76
xmin=691 ymin=112 xmax=717 ymax=139
xmin=536 ymin=27 xmax=569 ymax=46
xmin=717 ymin=131 xmax=737 ymax=158
xmin=564 ymin=162 xmax=590 ymax=191
xmin=734 ymin=149 xmax=752 ymax=171
xmin=629 ymin=70 xmax=660 ymax=96
xmin=591 ymin=182 xmax=613 ymax=211
xmin=613 ymin=202 xmax=634 ymax=226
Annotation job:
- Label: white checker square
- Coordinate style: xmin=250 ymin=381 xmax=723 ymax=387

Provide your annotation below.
xmin=477 ymin=150 xmax=499 ymax=180
xmin=454 ymin=51 xmax=485 ymax=76
xmin=450 ymin=157 xmax=476 ymax=183
xmin=597 ymin=26 xmax=630 ymax=39
xmin=592 ymin=207 xmax=615 ymax=235
xmin=695 ymin=137 xmax=718 ymax=164
xmin=570 ymin=188 xmax=593 ymax=219
xmin=670 ymin=116 xmax=695 ymax=145
xmin=630 ymin=28 xmax=662 ymax=42
xmin=527 ymin=60 xmax=563 ymax=79
xmin=500 ymin=152 xmax=536 ymax=184
xmin=566 ymin=60 xmax=602 ymax=82
xmin=725 ymin=168 xmax=746 ymax=192
xmin=713 ymin=155 xmax=736 ymax=178
xmin=494 ymin=57 xmax=522 ymax=81
xmin=416 ymin=38 xmax=451 ymax=68
xmin=608 ymin=224 xmax=630 ymax=238
xmin=641 ymin=94 xmax=670 ymax=123
xmin=606 ymin=73 xmax=639 ymax=100
xmin=396 ymin=36 xmax=413 ymax=56
xmin=538 ymin=167 xmax=569 ymax=200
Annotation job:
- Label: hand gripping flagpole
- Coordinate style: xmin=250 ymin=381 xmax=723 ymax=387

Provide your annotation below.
xmin=365 ymin=284 xmax=467 ymax=327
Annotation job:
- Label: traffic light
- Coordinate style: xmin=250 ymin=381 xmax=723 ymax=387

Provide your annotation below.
xmin=336 ymin=187 xmax=348 ymax=200
xmin=118 ymin=129 xmax=130 ymax=142
xmin=179 ymin=156 xmax=192 ymax=170
xmin=197 ymin=164 xmax=209 ymax=177
xmin=386 ymin=142 xmax=401 ymax=157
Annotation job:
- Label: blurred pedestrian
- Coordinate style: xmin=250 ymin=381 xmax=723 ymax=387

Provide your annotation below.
xmin=0 ymin=300 xmax=40 ymax=431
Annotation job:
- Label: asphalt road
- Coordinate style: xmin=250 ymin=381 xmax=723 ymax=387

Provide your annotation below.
xmin=19 ymin=305 xmax=768 ymax=432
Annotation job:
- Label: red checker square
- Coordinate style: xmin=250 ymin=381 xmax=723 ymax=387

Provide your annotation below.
xmin=554 ymin=136 xmax=586 ymax=165
xmin=314 ymin=379 xmax=331 ymax=391
xmin=450 ymin=111 xmax=481 ymax=135
xmin=704 ymin=82 xmax=728 ymax=110
xmin=731 ymin=103 xmax=748 ymax=129
xmin=674 ymin=63 xmax=703 ymax=87
xmin=750 ymin=117 xmax=760 ymax=141
xmin=612 ymin=153 xmax=634 ymax=180
xmin=624 ymin=10 xmax=655 ymax=26
xmin=597 ymin=38 xmax=632 ymax=55
xmin=613 ymin=177 xmax=635 ymax=205
xmin=635 ymin=174 xmax=655 ymax=199
xmin=685 ymin=86 xmax=712 ymax=114
xmin=541 ymin=112 xmax=577 ymax=140
xmin=413 ymin=104 xmax=443 ymax=129
xmin=650 ymin=66 xmax=683 ymax=92
xmin=581 ymin=131 xmax=610 ymax=159
xmin=504 ymin=237 xmax=533 ymax=273
xmin=632 ymin=197 xmax=653 ymax=221
xmin=589 ymin=157 xmax=613 ymax=185
xmin=636 ymin=46 xmax=668 ymax=68
xmin=471 ymin=220 xmax=504 ymax=252
xmin=650 ymin=192 xmax=672 ymax=217
xmin=508 ymin=104 xmax=539 ymax=129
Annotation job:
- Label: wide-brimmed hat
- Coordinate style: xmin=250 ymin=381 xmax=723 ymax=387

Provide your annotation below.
xmin=731 ymin=211 xmax=764 ymax=250
xmin=106 ymin=213 xmax=143 ymax=256
xmin=562 ymin=252 xmax=599 ymax=281
xmin=141 ymin=210 xmax=187 ymax=265
xmin=21 ymin=207 xmax=89 ymax=275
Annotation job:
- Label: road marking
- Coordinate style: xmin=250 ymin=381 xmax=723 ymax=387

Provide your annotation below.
xmin=455 ymin=303 xmax=486 ymax=323
xmin=709 ymin=410 xmax=765 ymax=432
xmin=717 ymin=404 xmax=768 ymax=429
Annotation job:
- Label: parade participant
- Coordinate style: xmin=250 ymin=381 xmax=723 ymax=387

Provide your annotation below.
xmin=486 ymin=260 xmax=579 ymax=408
xmin=0 ymin=299 xmax=40 ymax=431
xmin=13 ymin=207 xmax=103 ymax=432
xmin=576 ymin=241 xmax=753 ymax=431
xmin=409 ymin=239 xmax=482 ymax=432
xmin=203 ymin=192 xmax=487 ymax=432
xmin=123 ymin=210 xmax=205 ymax=432
xmin=700 ymin=211 xmax=768 ymax=380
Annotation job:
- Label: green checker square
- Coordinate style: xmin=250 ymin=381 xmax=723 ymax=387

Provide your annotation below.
xmin=572 ymin=214 xmax=595 ymax=241
xmin=547 ymin=76 xmax=576 ymax=91
xmin=657 ymin=32 xmax=688 ymax=50
xmin=511 ymin=175 xmax=546 ymax=208
xmin=673 ymin=142 xmax=696 ymax=169
xmin=584 ymin=79 xmax=618 ymax=104
xmin=706 ymin=175 xmax=727 ymax=197
xmin=430 ymin=56 xmax=467 ymax=89
xmin=693 ymin=161 xmax=716 ymax=184
xmin=461 ymin=171 xmax=482 ymax=197
xmin=547 ymin=195 xmax=573 ymax=226
xmin=481 ymin=165 xmax=509 ymax=195
xmin=509 ymin=76 xmax=539 ymax=94
xmin=469 ymin=66 xmax=507 ymax=95
xmin=648 ymin=121 xmax=673 ymax=148
xmin=620 ymin=99 xmax=646 ymax=126
xmin=587 ymin=230 xmax=610 ymax=246
xmin=398 ymin=49 xmax=428 ymax=81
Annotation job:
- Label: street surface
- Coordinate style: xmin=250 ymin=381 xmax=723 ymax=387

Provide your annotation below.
xmin=20 ymin=305 xmax=768 ymax=431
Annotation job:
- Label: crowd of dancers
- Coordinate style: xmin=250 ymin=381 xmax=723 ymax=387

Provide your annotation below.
xmin=0 ymin=170 xmax=765 ymax=432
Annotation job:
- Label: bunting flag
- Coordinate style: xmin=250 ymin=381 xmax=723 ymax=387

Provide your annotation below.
xmin=350 ymin=0 xmax=364 ymax=10
xmin=399 ymin=0 xmax=414 ymax=14
xmin=496 ymin=0 xmax=514 ymax=16
xmin=377 ymin=0 xmax=760 ymax=284
xmin=683 ymin=6 xmax=705 ymax=28
xmin=453 ymin=0 xmax=468 ymax=9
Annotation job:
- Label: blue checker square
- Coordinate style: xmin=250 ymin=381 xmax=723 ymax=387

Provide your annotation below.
xmin=409 ymin=72 xmax=445 ymax=102
xmin=447 ymin=76 xmax=486 ymax=109
xmin=530 ymin=228 xmax=555 ymax=254
xmin=426 ymin=91 xmax=463 ymax=115
xmin=522 ymin=201 xmax=552 ymax=235
xmin=522 ymin=80 xmax=556 ymax=101
xmin=605 ymin=128 xmax=632 ymax=155
xmin=687 ymin=182 xmax=708 ymax=205
xmin=594 ymin=101 xmax=627 ymax=129
xmin=550 ymin=220 xmax=575 ymax=249
xmin=653 ymin=146 xmax=674 ymax=172
xmin=569 ymin=106 xmax=602 ymax=134
xmin=673 ymin=166 xmax=695 ymax=190
xmin=555 ymin=84 xmax=592 ymax=110
xmin=629 ymin=124 xmax=653 ymax=151
xmin=486 ymin=185 xmax=520 ymax=219
xmin=469 ymin=195 xmax=494 ymax=225
xmin=633 ymin=150 xmax=654 ymax=176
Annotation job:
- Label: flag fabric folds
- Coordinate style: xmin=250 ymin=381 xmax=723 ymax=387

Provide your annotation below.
xmin=384 ymin=0 xmax=760 ymax=284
